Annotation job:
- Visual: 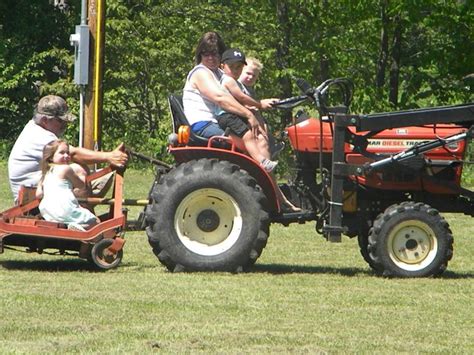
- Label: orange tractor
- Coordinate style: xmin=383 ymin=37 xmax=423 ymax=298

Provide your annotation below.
xmin=145 ymin=78 xmax=474 ymax=277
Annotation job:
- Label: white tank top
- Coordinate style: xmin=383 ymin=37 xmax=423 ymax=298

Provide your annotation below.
xmin=183 ymin=64 xmax=223 ymax=126
xmin=215 ymin=74 xmax=247 ymax=117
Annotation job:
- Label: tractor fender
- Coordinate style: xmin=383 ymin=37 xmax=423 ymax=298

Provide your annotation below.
xmin=169 ymin=146 xmax=280 ymax=213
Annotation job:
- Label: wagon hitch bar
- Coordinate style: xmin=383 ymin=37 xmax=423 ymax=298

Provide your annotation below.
xmin=126 ymin=149 xmax=172 ymax=169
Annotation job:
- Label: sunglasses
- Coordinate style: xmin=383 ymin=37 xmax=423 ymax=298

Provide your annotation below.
xmin=201 ymin=51 xmax=220 ymax=57
xmin=54 ymin=117 xmax=67 ymax=126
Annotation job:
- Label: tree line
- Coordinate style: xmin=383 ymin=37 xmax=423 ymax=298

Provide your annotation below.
xmin=1 ymin=0 xmax=472 ymax=163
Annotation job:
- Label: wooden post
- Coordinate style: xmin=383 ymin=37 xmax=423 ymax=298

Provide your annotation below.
xmin=84 ymin=0 xmax=105 ymax=151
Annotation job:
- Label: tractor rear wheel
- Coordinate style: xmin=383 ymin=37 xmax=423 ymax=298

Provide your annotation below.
xmin=146 ymin=159 xmax=270 ymax=272
xmin=368 ymin=202 xmax=453 ymax=277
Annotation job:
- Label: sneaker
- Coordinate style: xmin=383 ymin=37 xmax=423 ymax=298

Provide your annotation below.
xmin=68 ymin=222 xmax=86 ymax=231
xmin=261 ymin=158 xmax=278 ymax=173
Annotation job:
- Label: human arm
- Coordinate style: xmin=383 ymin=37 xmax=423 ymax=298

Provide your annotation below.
xmin=55 ymin=165 xmax=89 ymax=197
xmin=35 ymin=181 xmax=44 ymax=199
xmin=69 ymin=143 xmax=128 ymax=167
xmin=222 ymin=78 xmax=277 ymax=110
xmin=192 ymin=70 xmax=262 ymax=136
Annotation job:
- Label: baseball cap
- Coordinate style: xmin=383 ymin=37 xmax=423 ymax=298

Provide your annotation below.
xmin=35 ymin=95 xmax=76 ymax=122
xmin=221 ymin=48 xmax=247 ymax=65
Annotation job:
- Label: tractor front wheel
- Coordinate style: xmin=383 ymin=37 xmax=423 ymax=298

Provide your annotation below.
xmin=368 ymin=202 xmax=453 ymax=277
xmin=358 ymin=232 xmax=379 ymax=271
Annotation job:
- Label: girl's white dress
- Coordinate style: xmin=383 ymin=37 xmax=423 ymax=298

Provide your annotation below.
xmin=39 ymin=167 xmax=97 ymax=226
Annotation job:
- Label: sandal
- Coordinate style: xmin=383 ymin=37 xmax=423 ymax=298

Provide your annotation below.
xmin=280 ymin=202 xmax=302 ymax=213
xmin=68 ymin=222 xmax=86 ymax=231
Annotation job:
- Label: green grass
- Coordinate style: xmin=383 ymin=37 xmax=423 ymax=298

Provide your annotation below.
xmin=0 ymin=162 xmax=473 ymax=353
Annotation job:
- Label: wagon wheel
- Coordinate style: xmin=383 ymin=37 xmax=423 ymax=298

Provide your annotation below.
xmin=89 ymin=239 xmax=123 ymax=270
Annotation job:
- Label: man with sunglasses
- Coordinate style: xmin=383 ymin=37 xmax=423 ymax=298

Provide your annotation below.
xmin=8 ymin=95 xmax=128 ymax=202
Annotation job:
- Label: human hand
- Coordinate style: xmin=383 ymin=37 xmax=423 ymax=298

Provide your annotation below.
xmin=73 ymin=186 xmax=89 ymax=198
xmin=260 ymin=98 xmax=279 ymax=110
xmin=108 ymin=142 xmax=128 ymax=167
xmin=35 ymin=184 xmax=44 ymax=199
xmin=252 ymin=115 xmax=268 ymax=137
xmin=248 ymin=115 xmax=261 ymax=138
xmin=245 ymin=104 xmax=259 ymax=111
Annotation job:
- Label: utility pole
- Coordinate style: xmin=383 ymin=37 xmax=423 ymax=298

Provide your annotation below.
xmin=84 ymin=0 xmax=106 ymax=151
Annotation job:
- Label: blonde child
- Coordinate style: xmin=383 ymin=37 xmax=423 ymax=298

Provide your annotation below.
xmin=36 ymin=140 xmax=100 ymax=231
xmin=239 ymin=57 xmax=284 ymax=158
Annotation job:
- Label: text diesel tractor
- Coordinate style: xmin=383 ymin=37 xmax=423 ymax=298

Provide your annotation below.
xmin=145 ymin=78 xmax=474 ymax=277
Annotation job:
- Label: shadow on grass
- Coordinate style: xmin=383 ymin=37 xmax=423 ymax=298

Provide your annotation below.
xmin=252 ymin=263 xmax=371 ymax=276
xmin=0 ymin=258 xmax=101 ymax=272
xmin=252 ymin=263 xmax=474 ymax=279
xmin=437 ymin=270 xmax=474 ymax=279
xmin=1 ymin=258 xmax=472 ymax=279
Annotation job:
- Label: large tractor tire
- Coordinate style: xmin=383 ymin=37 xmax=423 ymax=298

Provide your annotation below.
xmin=358 ymin=209 xmax=394 ymax=272
xmin=357 ymin=232 xmax=379 ymax=271
xmin=368 ymin=202 xmax=453 ymax=277
xmin=145 ymin=159 xmax=270 ymax=272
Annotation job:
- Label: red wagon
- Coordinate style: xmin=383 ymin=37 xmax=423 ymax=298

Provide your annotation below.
xmin=0 ymin=166 xmax=126 ymax=270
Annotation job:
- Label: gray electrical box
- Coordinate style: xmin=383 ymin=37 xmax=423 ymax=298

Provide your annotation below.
xmin=70 ymin=24 xmax=90 ymax=85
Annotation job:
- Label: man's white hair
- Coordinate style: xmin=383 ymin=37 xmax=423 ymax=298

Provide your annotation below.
xmin=33 ymin=113 xmax=52 ymax=124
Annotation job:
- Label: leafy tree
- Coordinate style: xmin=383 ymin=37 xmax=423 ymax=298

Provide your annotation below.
xmin=1 ymin=0 xmax=472 ymax=163
xmin=0 ymin=0 xmax=79 ymax=158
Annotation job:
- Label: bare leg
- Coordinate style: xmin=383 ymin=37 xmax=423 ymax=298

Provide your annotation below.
xmin=257 ymin=133 xmax=271 ymax=159
xmin=241 ymin=131 xmax=266 ymax=162
xmin=270 ymin=174 xmax=301 ymax=212
xmin=254 ymin=131 xmax=299 ymax=211
xmin=231 ymin=134 xmax=299 ymax=211
xmin=231 ymin=132 xmax=272 ymax=163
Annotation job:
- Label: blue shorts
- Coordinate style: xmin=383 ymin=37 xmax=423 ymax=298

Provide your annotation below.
xmin=192 ymin=121 xmax=225 ymax=138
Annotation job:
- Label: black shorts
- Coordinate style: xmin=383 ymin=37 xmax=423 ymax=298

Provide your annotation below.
xmin=217 ymin=113 xmax=249 ymax=138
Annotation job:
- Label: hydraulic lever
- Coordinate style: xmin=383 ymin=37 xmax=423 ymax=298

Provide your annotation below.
xmin=366 ymin=128 xmax=473 ymax=172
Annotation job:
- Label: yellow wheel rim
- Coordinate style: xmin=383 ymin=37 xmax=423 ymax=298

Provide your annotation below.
xmin=387 ymin=220 xmax=438 ymax=271
xmin=174 ymin=188 xmax=242 ymax=256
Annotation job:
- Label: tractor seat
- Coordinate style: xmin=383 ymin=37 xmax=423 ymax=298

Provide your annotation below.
xmin=168 ymin=94 xmax=211 ymax=146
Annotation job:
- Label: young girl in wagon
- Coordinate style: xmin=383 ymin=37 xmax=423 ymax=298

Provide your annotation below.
xmin=36 ymin=139 xmax=100 ymax=231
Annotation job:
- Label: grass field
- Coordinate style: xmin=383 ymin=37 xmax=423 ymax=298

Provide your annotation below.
xmin=0 ymin=162 xmax=473 ymax=353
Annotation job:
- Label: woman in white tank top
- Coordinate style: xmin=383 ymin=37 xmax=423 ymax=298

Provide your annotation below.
xmin=182 ymin=32 xmax=260 ymax=138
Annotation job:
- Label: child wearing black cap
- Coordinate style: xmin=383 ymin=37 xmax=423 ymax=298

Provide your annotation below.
xmin=216 ymin=48 xmax=278 ymax=173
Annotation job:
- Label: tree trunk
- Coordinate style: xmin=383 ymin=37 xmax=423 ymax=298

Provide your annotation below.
xmin=308 ymin=1 xmax=329 ymax=84
xmin=275 ymin=0 xmax=292 ymax=128
xmin=389 ymin=15 xmax=402 ymax=107
xmin=319 ymin=0 xmax=330 ymax=82
xmin=376 ymin=0 xmax=389 ymax=89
